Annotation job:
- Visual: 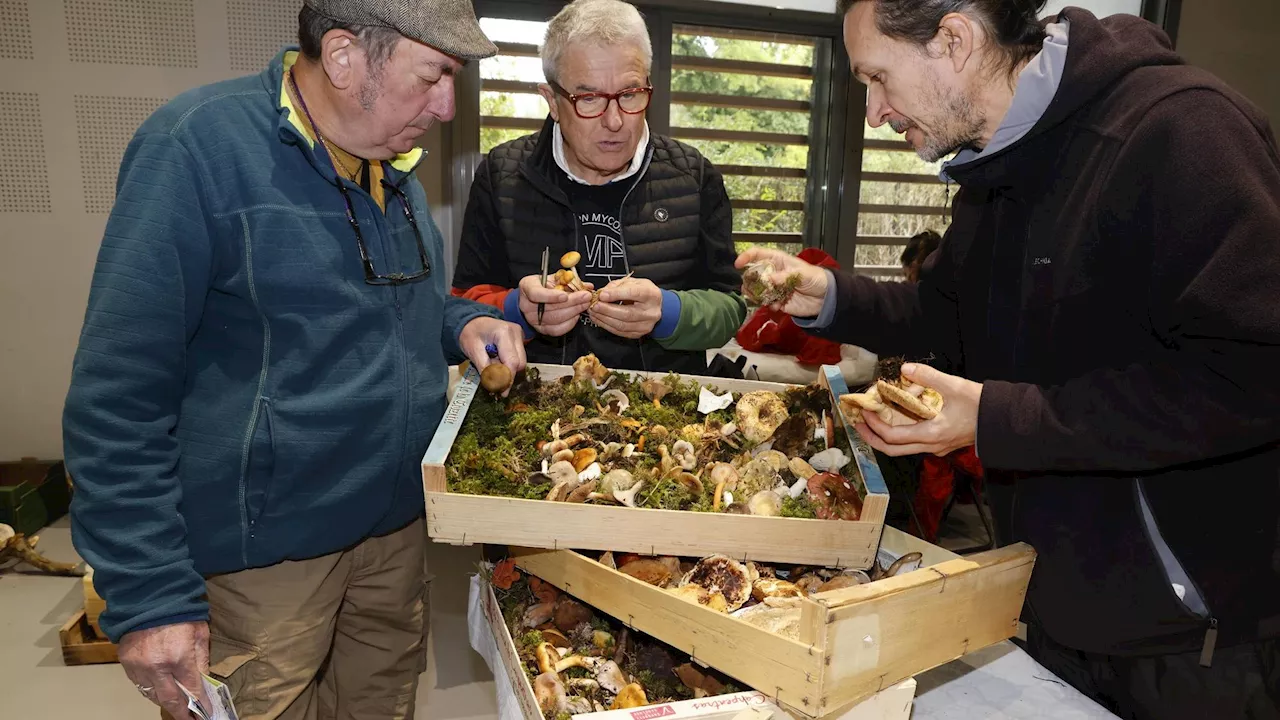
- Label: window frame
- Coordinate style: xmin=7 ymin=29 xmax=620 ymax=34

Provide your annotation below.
xmin=452 ymin=0 xmax=862 ymax=279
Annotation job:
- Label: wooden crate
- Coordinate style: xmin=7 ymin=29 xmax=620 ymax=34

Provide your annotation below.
xmin=83 ymin=565 xmax=106 ymax=636
xmin=423 ymin=363 xmax=890 ymax=569
xmin=511 ymin=528 xmax=1035 ymax=719
xmin=59 ymin=609 xmax=118 ymax=666
xmin=476 ymin=573 xmax=916 ymax=720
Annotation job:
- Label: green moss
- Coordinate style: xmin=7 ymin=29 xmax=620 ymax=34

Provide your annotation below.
xmin=517 ymin=630 xmax=545 ymax=655
xmin=780 ymin=495 xmax=818 ymax=519
xmin=632 ymin=669 xmax=688 ymax=703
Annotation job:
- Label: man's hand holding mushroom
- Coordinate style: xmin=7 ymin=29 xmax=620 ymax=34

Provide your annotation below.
xmin=855 ymin=363 xmax=984 ymax=458
xmin=519 ymin=274 xmax=594 ymax=336
xmin=589 ymin=277 xmax=666 ymax=340
xmin=459 ymin=317 xmax=528 ymax=397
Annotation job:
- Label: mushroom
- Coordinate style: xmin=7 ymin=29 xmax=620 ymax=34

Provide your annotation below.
xmin=546 ymin=481 xmax=576 ymax=502
xmin=748 ymin=490 xmax=782 ymax=517
xmin=594 ymin=660 xmax=630 ymax=695
xmin=650 ymin=425 xmax=669 ymax=439
xmin=527 ymin=471 xmax=554 ymax=486
xmin=609 ymin=684 xmax=648 ymax=710
xmin=551 ymin=448 xmax=575 ymax=465
xmin=573 ymin=448 xmax=598 ymax=473
xmin=752 ymin=577 xmax=805 ymax=601
xmin=720 ymin=422 xmax=738 ymax=436
xmin=809 ymin=448 xmax=851 ymax=474
xmin=542 ymin=439 xmax=570 ymax=458
xmin=523 ymin=602 xmax=557 ymax=628
xmin=540 ymin=628 xmax=572 ymax=648
xmin=668 ymin=584 xmax=729 ymax=613
xmin=675 ymin=663 xmax=726 ymax=699
xmin=566 ymin=479 xmax=598 ymax=503
xmin=674 ymin=472 xmax=704 ymax=495
xmin=593 ymin=631 xmax=614 ymax=650
xmin=546 ymin=461 xmax=578 ymax=487
xmin=598 ymin=469 xmax=635 ymax=495
xmin=641 ymin=378 xmax=671 ymax=407
xmin=618 ymin=558 xmax=675 ymax=587
xmin=567 ymin=678 xmax=601 ymax=694
xmin=554 ymin=654 xmax=597 ymax=673
xmin=817 ymin=573 xmax=868 ymax=593
xmin=709 ymin=463 xmax=739 ymax=511
xmin=534 ymin=672 xmax=569 ymax=716
xmin=536 ymin=642 xmax=562 ymax=675
xmin=479 ymin=363 xmax=513 ymax=394
xmin=554 ymin=599 xmax=594 ymax=633
xmin=602 ymin=389 xmax=630 ymax=415
xmin=599 ymin=551 xmax=617 ymax=569
xmin=789 ymin=457 xmax=818 ymax=481
xmin=671 ymin=440 xmax=698 ymax=471
xmin=613 ymin=480 xmax=645 ymax=508
xmin=561 ymin=250 xmax=582 ymax=270
xmin=874 ymin=551 xmax=924 ymax=580
xmin=572 ymin=354 xmax=609 ymax=385
xmin=681 ymin=554 xmax=753 ymax=611
xmin=735 ymin=391 xmax=790 ymax=444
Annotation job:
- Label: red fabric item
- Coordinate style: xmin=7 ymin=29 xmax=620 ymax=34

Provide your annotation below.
xmin=736 ymin=249 xmax=843 ymax=366
xmin=909 ymin=447 xmax=985 ymax=542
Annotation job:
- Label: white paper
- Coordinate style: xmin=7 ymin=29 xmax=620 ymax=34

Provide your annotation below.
xmin=698 ymin=387 xmax=734 ymax=414
xmin=467 ymin=576 xmax=529 ymax=720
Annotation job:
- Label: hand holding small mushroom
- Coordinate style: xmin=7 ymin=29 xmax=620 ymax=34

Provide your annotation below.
xmin=517 ymin=251 xmax=595 ymax=337
xmin=855 ymin=363 xmax=984 ymax=458
xmin=588 ymin=276 xmax=666 ymax=339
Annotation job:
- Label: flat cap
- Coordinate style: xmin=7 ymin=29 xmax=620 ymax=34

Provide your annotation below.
xmin=304 ymin=0 xmax=498 ymax=61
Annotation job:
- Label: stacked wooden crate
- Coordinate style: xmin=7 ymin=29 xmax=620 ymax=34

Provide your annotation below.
xmin=59 ymin=565 xmax=118 ymax=666
xmin=426 ymin=363 xmax=1037 ymax=719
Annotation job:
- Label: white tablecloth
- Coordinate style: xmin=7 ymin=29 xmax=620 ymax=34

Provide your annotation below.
xmin=708 ymin=340 xmax=878 ymax=387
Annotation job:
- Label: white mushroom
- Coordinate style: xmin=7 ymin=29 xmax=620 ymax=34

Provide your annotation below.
xmin=809 ymin=448 xmax=851 ymax=473
xmin=601 ymin=389 xmax=630 ymax=415
xmin=599 ymin=469 xmax=635 ymax=495
xmin=578 ymin=462 xmax=603 ymax=482
xmin=672 ymin=440 xmax=698 ymax=471
xmin=534 ymin=672 xmax=569 ymax=716
xmin=546 ymin=460 xmax=579 ymax=486
xmin=748 ymin=490 xmax=782 ymax=517
xmin=613 ymin=480 xmax=645 ymax=508
xmin=594 ymin=660 xmax=629 ymax=695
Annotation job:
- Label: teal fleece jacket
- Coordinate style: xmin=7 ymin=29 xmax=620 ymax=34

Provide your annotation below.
xmin=62 ymin=49 xmax=498 ymax=642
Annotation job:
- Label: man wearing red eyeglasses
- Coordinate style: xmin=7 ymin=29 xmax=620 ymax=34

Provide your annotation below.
xmin=452 ymin=0 xmax=746 ymax=374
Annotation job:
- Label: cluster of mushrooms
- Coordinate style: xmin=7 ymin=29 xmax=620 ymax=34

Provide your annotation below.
xmin=740 ymin=259 xmax=804 ymax=307
xmin=516 ymin=355 xmax=863 ymax=520
xmin=840 ymin=375 xmax=945 ymax=427
xmin=605 ymin=550 xmax=924 ymax=640
xmin=494 ymin=563 xmax=734 ymax=716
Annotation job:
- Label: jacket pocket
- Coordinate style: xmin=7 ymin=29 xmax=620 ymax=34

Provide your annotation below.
xmin=243 ymin=398 xmax=276 ymax=525
xmin=208 ymin=634 xmax=267 ymax=715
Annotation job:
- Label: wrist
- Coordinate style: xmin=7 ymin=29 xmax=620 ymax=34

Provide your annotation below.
xmin=503 ymin=289 xmax=536 ymax=340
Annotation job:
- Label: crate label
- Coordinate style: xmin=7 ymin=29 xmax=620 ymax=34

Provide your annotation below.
xmin=424 ymin=365 xmax=480 ymax=466
xmin=630 ymin=707 xmax=677 ymax=719
xmin=822 ymin=365 xmax=889 ymax=498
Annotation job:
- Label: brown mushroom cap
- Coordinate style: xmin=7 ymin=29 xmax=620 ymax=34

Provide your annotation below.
xmin=561 ymin=251 xmax=582 ymax=268
xmin=479 ymin=363 xmax=513 ymax=394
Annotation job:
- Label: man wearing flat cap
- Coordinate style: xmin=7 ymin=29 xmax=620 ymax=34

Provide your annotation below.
xmin=62 ymin=2 xmax=518 ymax=718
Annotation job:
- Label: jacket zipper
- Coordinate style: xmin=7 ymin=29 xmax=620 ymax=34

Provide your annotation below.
xmin=616 ymin=148 xmax=653 ymax=371
xmin=1134 ymin=479 xmax=1218 ymax=666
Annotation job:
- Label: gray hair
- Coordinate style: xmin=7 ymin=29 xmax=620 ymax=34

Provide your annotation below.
xmin=542 ymin=0 xmax=653 ymax=85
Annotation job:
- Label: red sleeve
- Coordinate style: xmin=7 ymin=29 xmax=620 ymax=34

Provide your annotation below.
xmin=451 ymin=284 xmax=509 ymax=310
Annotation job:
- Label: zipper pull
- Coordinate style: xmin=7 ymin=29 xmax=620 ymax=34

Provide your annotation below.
xmin=1199 ymin=617 xmax=1218 ymax=668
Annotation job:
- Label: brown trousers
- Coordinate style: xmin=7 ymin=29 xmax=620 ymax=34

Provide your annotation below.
xmin=200 ymin=518 xmax=429 ymax=720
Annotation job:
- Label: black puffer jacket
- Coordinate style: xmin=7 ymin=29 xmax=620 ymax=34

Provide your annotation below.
xmin=453 ymin=117 xmax=740 ymax=375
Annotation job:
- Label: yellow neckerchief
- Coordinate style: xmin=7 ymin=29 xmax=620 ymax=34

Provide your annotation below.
xmin=279 ymin=52 xmax=425 ymax=211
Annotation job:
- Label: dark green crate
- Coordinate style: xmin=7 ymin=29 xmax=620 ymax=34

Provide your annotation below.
xmin=0 ymin=481 xmax=49 ymax=536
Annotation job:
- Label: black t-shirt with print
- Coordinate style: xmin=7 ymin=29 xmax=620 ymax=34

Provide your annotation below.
xmin=559 ymin=171 xmax=635 ymax=288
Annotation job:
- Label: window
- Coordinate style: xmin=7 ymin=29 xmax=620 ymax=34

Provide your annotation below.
xmin=477 ymin=18 xmax=550 ymax=154
xmin=855 ymin=120 xmax=953 ymax=281
xmin=667 ymin=25 xmax=820 ymax=255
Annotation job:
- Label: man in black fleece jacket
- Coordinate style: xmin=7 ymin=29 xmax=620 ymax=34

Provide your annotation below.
xmin=741 ymin=1 xmax=1280 ymax=717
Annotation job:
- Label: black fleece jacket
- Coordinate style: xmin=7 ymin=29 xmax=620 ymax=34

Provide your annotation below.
xmin=813 ymin=9 xmax=1280 ymax=655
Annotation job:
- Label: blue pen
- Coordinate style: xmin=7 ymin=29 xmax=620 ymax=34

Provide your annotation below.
xmin=485 ymin=343 xmax=499 ymax=358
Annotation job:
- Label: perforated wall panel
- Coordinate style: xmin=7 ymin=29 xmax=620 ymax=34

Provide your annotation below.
xmin=75 ymin=95 xmax=168 ymax=213
xmin=0 ymin=1 xmax=34 ymax=61
xmin=228 ymin=0 xmax=298 ymax=73
xmin=0 ymin=92 xmax=50 ymax=213
xmin=64 ymin=0 xmax=197 ymax=68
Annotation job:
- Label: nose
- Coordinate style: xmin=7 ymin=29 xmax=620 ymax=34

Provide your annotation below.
xmin=865 ymin=84 xmax=890 ymax=128
xmin=601 ymin=98 xmax=624 ymax=132
xmin=429 ymin=75 xmax=456 ymax=123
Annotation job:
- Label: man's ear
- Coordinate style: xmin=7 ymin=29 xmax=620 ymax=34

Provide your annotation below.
xmin=538 ymin=84 xmax=561 ymax=123
xmin=320 ymin=29 xmax=360 ymax=91
xmin=930 ymin=12 xmax=977 ymax=74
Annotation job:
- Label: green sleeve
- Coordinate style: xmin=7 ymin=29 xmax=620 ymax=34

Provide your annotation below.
xmin=654 ymin=290 xmax=747 ymax=352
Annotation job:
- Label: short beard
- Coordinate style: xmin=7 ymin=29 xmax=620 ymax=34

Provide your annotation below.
xmin=914 ymin=71 xmax=985 ymax=163
xmin=357 ymin=67 xmax=384 ymax=113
